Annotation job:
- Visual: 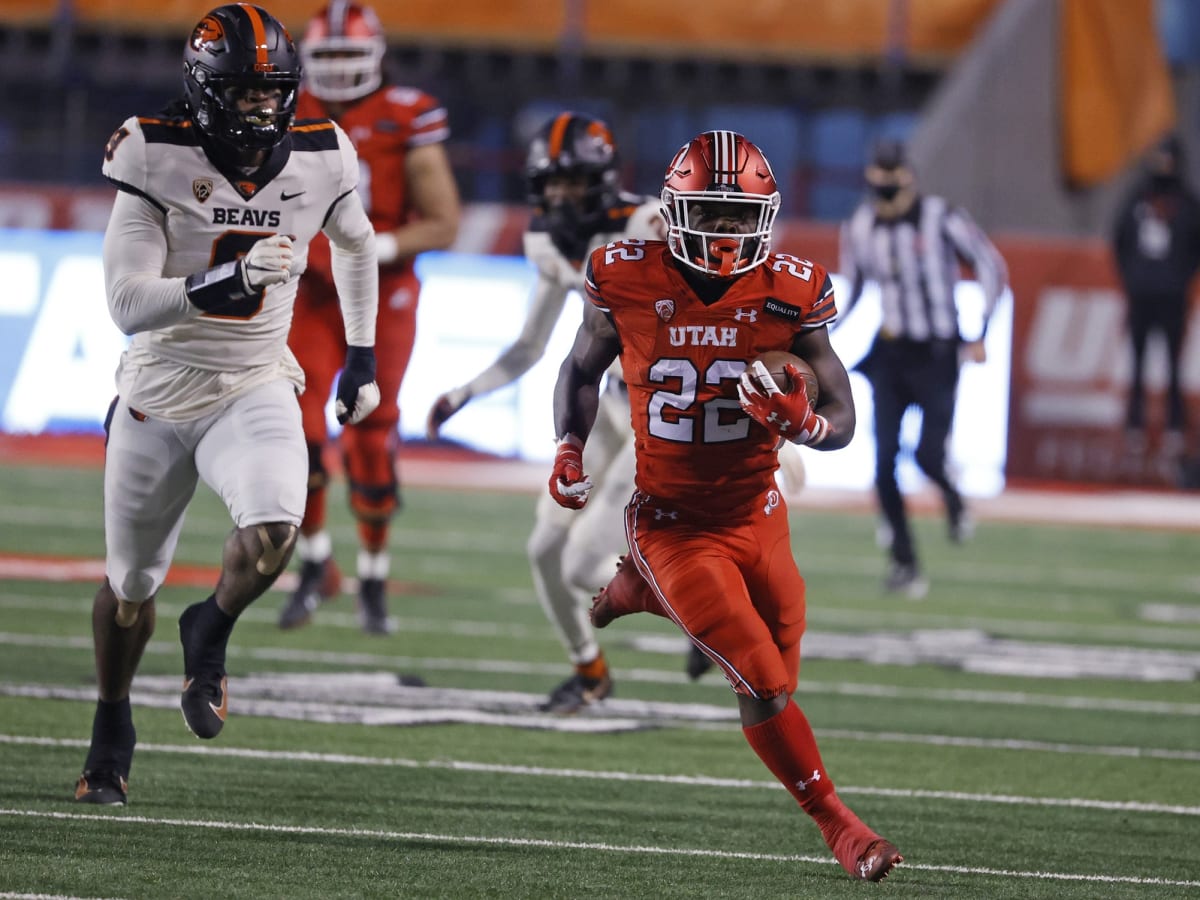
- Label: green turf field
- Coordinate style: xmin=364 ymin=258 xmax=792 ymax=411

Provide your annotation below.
xmin=0 ymin=460 xmax=1197 ymax=899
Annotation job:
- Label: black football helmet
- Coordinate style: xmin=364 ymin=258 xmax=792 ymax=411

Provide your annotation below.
xmin=526 ymin=112 xmax=621 ymax=238
xmin=183 ymin=4 xmax=302 ymax=158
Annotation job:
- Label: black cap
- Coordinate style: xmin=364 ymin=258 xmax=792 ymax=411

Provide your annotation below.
xmin=871 ymin=139 xmax=907 ymax=171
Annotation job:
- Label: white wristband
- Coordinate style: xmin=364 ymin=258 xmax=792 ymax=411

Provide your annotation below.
xmin=375 ymin=231 xmax=399 ymax=265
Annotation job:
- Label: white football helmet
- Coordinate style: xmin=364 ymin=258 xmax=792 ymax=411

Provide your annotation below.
xmin=301 ymin=2 xmax=386 ymax=102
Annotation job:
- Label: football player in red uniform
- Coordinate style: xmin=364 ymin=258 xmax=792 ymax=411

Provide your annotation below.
xmin=426 ymin=113 xmax=665 ymax=712
xmin=278 ymin=1 xmax=461 ymax=634
xmin=551 ymin=131 xmax=903 ymax=881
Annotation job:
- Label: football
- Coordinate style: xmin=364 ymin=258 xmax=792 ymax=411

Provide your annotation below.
xmin=753 ymin=350 xmax=819 ymax=402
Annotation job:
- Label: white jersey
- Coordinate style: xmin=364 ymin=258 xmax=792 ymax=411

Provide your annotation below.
xmin=459 ymin=194 xmax=664 ymax=400
xmin=102 ymin=111 xmax=375 ymax=420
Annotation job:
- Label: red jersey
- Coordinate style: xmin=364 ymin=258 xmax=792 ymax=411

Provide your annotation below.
xmin=585 ymin=240 xmax=837 ymax=517
xmin=295 ymin=84 xmax=450 ymax=282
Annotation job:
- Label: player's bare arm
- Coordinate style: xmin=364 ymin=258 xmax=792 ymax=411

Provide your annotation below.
xmin=553 ymin=302 xmax=620 ymax=444
xmin=376 ymin=142 xmax=461 ymax=263
xmin=790 ymin=325 xmax=855 ymax=450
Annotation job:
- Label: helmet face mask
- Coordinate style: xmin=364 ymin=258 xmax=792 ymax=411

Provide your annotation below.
xmin=183 ymin=4 xmax=301 ymax=159
xmin=302 ymin=3 xmax=386 ymax=102
xmin=526 ymin=113 xmax=620 ymax=239
xmin=661 ymin=131 xmax=781 ymax=278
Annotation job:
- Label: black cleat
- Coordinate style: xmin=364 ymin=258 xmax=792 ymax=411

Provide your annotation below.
xmin=685 ymin=643 xmax=714 ymax=680
xmin=884 ymin=561 xmax=929 ymax=600
xmin=358 ymin=577 xmax=393 ymax=635
xmin=946 ymin=493 xmax=975 ymax=544
xmin=75 ymin=769 xmax=128 ymax=805
xmin=539 ymin=672 xmax=613 ymax=714
xmin=278 ymin=557 xmax=341 ymax=629
xmin=180 ymin=673 xmax=228 ymax=739
xmin=179 ymin=601 xmax=228 ymax=739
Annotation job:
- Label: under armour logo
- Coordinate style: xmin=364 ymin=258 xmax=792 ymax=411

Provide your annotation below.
xmin=795 ymin=769 xmax=821 ymax=791
xmin=654 ymin=508 xmax=678 ymax=521
xmin=763 ymin=490 xmax=781 ymax=516
xmin=766 ymin=411 xmax=791 ymax=431
xmin=734 ymin=308 xmax=758 ymax=322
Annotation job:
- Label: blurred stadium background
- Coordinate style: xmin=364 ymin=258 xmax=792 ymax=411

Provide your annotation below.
xmin=2 ymin=0 xmax=1200 ymax=489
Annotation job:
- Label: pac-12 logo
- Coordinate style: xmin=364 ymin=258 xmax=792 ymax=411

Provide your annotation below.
xmin=193 ymin=178 xmax=214 ymax=203
xmin=655 ymin=299 xmax=675 ymax=322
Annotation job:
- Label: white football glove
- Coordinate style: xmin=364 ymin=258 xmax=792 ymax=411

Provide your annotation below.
xmin=240 ymin=234 xmax=294 ymax=292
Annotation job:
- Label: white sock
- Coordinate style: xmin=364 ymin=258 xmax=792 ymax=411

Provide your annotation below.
xmin=357 ymin=550 xmax=389 ymax=581
xmin=297 ymin=530 xmax=332 ymax=563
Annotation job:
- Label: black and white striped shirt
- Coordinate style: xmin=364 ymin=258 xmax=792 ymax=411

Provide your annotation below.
xmin=839 ymin=195 xmax=1007 ymax=342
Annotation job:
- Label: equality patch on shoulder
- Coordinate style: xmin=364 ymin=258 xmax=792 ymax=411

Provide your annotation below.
xmin=763 ymin=297 xmax=801 ymax=321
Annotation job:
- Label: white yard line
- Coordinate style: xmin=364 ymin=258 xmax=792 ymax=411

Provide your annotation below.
xmin=2 ymin=807 xmax=1197 ymax=889
xmin=2 ymin=630 xmax=1200 ymax=717
xmin=5 ymin=733 xmax=1200 ymax=806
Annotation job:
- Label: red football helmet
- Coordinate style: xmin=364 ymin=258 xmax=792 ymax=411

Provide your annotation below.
xmin=661 ymin=131 xmax=781 ymax=277
xmin=301 ymin=2 xmax=386 ymax=102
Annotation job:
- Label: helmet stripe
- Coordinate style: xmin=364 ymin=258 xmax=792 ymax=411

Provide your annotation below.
xmin=329 ymin=0 xmax=350 ymax=37
xmin=709 ymin=130 xmax=738 ymax=183
xmin=547 ymin=113 xmax=573 ymax=162
xmin=238 ymin=3 xmax=271 ymax=72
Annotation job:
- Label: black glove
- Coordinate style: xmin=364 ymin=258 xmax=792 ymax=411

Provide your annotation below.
xmin=335 ymin=345 xmax=381 ymax=425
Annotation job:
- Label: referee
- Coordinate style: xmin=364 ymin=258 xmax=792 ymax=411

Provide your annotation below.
xmin=839 ymin=140 xmax=1008 ymax=597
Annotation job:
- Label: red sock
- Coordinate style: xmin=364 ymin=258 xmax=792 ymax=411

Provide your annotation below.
xmin=357 ymin=520 xmax=387 ymax=553
xmin=576 ymin=653 xmax=608 ymax=681
xmin=303 ymin=484 xmax=327 ymax=534
xmin=742 ymin=700 xmax=877 ymax=871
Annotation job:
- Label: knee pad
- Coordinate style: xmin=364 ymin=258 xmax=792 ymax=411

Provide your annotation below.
xmin=526 ymin=515 xmax=569 ymax=570
xmin=250 ymin=522 xmax=298 ymax=576
xmin=341 ymin=426 xmax=400 ymax=523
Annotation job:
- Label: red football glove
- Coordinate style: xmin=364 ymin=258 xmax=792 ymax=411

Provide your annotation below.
xmin=549 ymin=435 xmax=593 ymax=509
xmin=737 ymin=360 xmax=830 ymax=446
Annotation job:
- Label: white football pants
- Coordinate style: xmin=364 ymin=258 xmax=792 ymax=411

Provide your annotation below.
xmin=103 ymin=379 xmax=307 ymax=603
xmin=527 ymin=384 xmax=635 ymax=665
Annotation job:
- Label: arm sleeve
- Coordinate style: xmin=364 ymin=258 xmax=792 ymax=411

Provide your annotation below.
xmin=103 ymin=189 xmax=193 ymax=335
xmin=324 ymin=188 xmax=378 ymax=347
xmin=461 ymin=272 xmax=571 ymax=399
xmin=944 ymin=205 xmax=1008 ymax=333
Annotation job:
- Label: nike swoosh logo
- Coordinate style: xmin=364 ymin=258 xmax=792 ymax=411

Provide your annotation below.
xmin=183 ymin=676 xmax=229 ymax=722
xmin=211 ymin=676 xmax=228 ymax=721
xmin=281 ymin=190 xmax=305 ymax=201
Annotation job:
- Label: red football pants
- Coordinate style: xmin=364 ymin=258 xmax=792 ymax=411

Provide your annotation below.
xmin=624 ymin=490 xmax=806 ymax=699
xmin=289 ymin=270 xmax=418 ymax=526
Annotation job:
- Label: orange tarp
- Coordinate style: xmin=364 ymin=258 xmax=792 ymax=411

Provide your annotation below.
xmin=1060 ymin=0 xmax=1176 ymax=187
xmin=585 ymin=0 xmax=1003 ymax=62
xmin=15 ymin=0 xmax=999 ymax=60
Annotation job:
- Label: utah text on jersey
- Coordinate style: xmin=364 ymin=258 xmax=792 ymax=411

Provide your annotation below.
xmin=585 ymin=239 xmax=836 ymax=515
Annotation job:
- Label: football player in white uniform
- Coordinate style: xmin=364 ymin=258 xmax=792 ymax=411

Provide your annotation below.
xmin=75 ymin=3 xmax=380 ymax=805
xmin=426 ymin=113 xmax=662 ymax=712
